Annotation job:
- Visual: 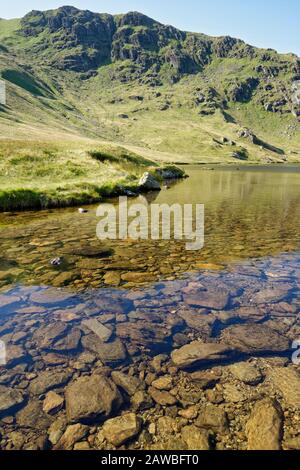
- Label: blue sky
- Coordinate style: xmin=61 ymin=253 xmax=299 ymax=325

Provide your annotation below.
xmin=1 ymin=0 xmax=299 ymax=56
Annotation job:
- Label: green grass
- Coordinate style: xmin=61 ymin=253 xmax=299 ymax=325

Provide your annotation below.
xmin=0 ymin=140 xmax=157 ymax=211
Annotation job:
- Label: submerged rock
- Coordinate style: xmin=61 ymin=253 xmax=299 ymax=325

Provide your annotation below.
xmin=268 ymin=367 xmax=300 ymax=408
xmin=65 ymin=375 xmax=123 ymax=423
xmin=82 ymin=319 xmax=112 ymax=343
xmin=229 ymin=362 xmax=263 ymax=385
xmin=0 ymin=386 xmax=25 ymax=416
xmin=220 ymin=324 xmax=290 ymax=354
xmin=246 ymin=399 xmax=283 ymax=450
xmin=81 ymin=334 xmax=127 ymax=365
xmin=102 ymin=413 xmax=142 ymax=446
xmin=171 ymin=341 xmax=232 ymax=369
xmin=29 ymin=370 xmax=72 ymax=396
xmin=111 ymin=371 xmax=142 ymax=396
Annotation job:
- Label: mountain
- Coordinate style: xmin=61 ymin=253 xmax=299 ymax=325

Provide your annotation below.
xmin=0 ymin=6 xmax=300 ymax=164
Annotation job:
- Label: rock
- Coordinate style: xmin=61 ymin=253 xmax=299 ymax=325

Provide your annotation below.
xmin=178 ymin=406 xmax=199 ymax=420
xmin=223 ymin=384 xmax=246 ymax=403
xmin=65 ymin=375 xmax=123 ymax=423
xmin=29 ymin=370 xmax=72 ymax=395
xmin=81 ymin=335 xmax=127 ymax=365
xmin=189 ymin=370 xmax=221 ymax=389
xmin=184 ymin=289 xmax=230 ymax=310
xmin=111 ymin=371 xmax=142 ymax=396
xmin=131 ymin=391 xmax=154 ymax=411
xmin=82 ymin=319 xmax=112 ymax=343
xmin=284 ymin=436 xmax=300 ymax=450
xmin=220 ymin=324 xmax=290 ymax=354
xmin=195 ymin=405 xmax=229 ymax=434
xmin=30 ymin=289 xmax=75 ymax=306
xmin=171 ymin=341 xmax=232 ymax=369
xmin=74 ymin=441 xmax=90 ymax=450
xmin=8 ymin=431 xmax=25 ymax=450
xmin=55 ymin=424 xmax=89 ymax=450
xmin=67 ymin=246 xmax=112 ymax=258
xmin=138 ymin=172 xmax=161 ymax=191
xmin=16 ymin=401 xmax=51 ymax=430
xmin=229 ymin=362 xmax=263 ymax=385
xmin=148 ymin=387 xmax=177 ymax=406
xmin=5 ymin=345 xmax=27 ymax=366
xmin=246 ymin=399 xmax=283 ymax=450
xmin=103 ymin=272 xmax=121 ymax=286
xmin=121 ymin=272 xmax=156 ymax=283
xmin=181 ymin=425 xmax=210 ymax=450
xmin=43 ymin=391 xmax=64 ymax=415
xmin=268 ymin=367 xmax=300 ymax=408
xmin=48 ymin=416 xmax=67 ymax=445
xmin=102 ymin=413 xmax=142 ymax=446
xmin=151 ymin=376 xmax=173 ymax=391
xmin=0 ymin=386 xmax=25 ymax=416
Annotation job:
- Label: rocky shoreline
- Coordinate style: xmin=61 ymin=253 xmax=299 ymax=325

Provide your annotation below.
xmin=0 ymin=252 xmax=300 ymax=451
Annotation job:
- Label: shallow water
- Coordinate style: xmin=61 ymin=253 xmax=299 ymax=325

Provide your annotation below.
xmin=0 ymin=165 xmax=300 ymax=450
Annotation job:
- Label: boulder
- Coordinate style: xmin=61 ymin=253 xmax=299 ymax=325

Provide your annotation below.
xmin=220 ymin=324 xmax=290 ymax=354
xmin=55 ymin=424 xmax=89 ymax=450
xmin=229 ymin=362 xmax=263 ymax=385
xmin=246 ymin=399 xmax=283 ymax=450
xmin=0 ymin=386 xmax=25 ymax=416
xmin=148 ymin=387 xmax=177 ymax=406
xmin=81 ymin=334 xmax=127 ymax=365
xmin=171 ymin=341 xmax=232 ymax=369
xmin=102 ymin=413 xmax=142 ymax=446
xmin=138 ymin=172 xmax=161 ymax=191
xmin=195 ymin=404 xmax=229 ymax=434
xmin=268 ymin=367 xmax=300 ymax=408
xmin=181 ymin=425 xmax=210 ymax=450
xmin=111 ymin=371 xmax=142 ymax=396
xmin=43 ymin=391 xmax=64 ymax=415
xmin=65 ymin=375 xmax=123 ymax=423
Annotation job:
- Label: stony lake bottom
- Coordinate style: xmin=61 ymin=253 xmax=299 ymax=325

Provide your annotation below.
xmin=0 ymin=165 xmax=300 ymax=451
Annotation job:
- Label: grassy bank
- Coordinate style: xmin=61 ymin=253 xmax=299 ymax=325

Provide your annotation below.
xmin=0 ymin=139 xmax=163 ymax=211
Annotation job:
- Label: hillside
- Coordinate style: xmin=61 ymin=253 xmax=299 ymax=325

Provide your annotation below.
xmin=0 ymin=6 xmax=300 ymax=166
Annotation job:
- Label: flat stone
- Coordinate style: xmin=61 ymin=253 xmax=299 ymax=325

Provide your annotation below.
xmin=29 ymin=370 xmax=72 ymax=395
xmin=55 ymin=424 xmax=89 ymax=450
xmin=6 ymin=345 xmax=27 ymax=366
xmin=268 ymin=367 xmax=300 ymax=408
xmin=82 ymin=319 xmax=112 ymax=343
xmin=111 ymin=371 xmax=142 ymax=396
xmin=171 ymin=341 xmax=232 ymax=369
xmin=246 ymin=399 xmax=283 ymax=450
xmin=0 ymin=386 xmax=25 ymax=416
xmin=121 ymin=272 xmax=156 ymax=283
xmin=148 ymin=387 xmax=177 ymax=406
xmin=181 ymin=425 xmax=210 ymax=450
xmin=30 ymin=289 xmax=76 ymax=306
xmin=16 ymin=400 xmax=51 ymax=430
xmin=220 ymin=324 xmax=290 ymax=354
xmin=184 ymin=289 xmax=230 ymax=310
xmin=102 ymin=413 xmax=142 ymax=446
xmin=229 ymin=362 xmax=263 ymax=385
xmin=250 ymin=286 xmax=290 ymax=304
xmin=195 ymin=405 xmax=229 ymax=434
xmin=65 ymin=375 xmax=123 ymax=423
xmin=48 ymin=416 xmax=67 ymax=445
xmin=43 ymin=391 xmax=64 ymax=415
xmin=81 ymin=334 xmax=127 ymax=365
